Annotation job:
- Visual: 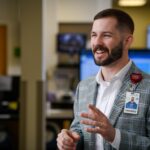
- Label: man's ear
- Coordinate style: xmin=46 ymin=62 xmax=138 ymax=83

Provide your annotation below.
xmin=124 ymin=34 xmax=134 ymax=49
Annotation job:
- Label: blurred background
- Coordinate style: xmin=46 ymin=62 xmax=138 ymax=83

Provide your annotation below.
xmin=0 ymin=0 xmax=150 ymax=149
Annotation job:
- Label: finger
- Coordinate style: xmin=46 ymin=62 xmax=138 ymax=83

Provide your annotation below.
xmin=64 ymin=130 xmax=80 ymax=142
xmin=88 ymin=104 xmax=106 ymax=120
xmin=85 ymin=126 xmax=103 ymax=133
xmin=57 ymin=140 xmax=76 ymax=150
xmin=57 ymin=139 xmax=65 ymax=150
xmin=80 ymin=119 xmax=104 ymax=130
xmin=57 ymin=134 xmax=76 ymax=149
xmin=57 ymin=137 xmax=66 ymax=150
xmin=80 ymin=112 xmax=97 ymax=121
xmin=71 ymin=131 xmax=80 ymax=141
xmin=80 ymin=111 xmax=99 ymax=121
xmin=58 ymin=131 xmax=74 ymax=146
xmin=88 ymin=104 xmax=102 ymax=115
xmin=61 ymin=130 xmax=74 ymax=143
xmin=80 ymin=119 xmax=102 ymax=127
xmin=80 ymin=112 xmax=89 ymax=118
xmin=59 ymin=130 xmax=80 ymax=145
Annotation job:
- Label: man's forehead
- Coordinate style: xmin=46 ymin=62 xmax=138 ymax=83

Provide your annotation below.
xmin=92 ymin=17 xmax=118 ymax=31
xmin=93 ymin=17 xmax=118 ymax=24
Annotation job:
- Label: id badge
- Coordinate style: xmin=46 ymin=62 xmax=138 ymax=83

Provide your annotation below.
xmin=124 ymin=92 xmax=140 ymax=114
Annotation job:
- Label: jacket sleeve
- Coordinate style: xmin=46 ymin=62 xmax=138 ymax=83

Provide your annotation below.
xmin=70 ymin=83 xmax=84 ymax=149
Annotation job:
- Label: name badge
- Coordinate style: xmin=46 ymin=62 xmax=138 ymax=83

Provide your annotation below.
xmin=124 ymin=92 xmax=140 ymax=114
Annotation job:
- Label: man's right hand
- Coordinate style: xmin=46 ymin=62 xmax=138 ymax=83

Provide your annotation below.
xmin=57 ymin=129 xmax=80 ymax=150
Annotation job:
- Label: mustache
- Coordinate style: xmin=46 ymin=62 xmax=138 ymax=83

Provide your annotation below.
xmin=93 ymin=45 xmax=109 ymax=52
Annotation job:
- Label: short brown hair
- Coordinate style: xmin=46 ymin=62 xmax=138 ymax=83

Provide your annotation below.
xmin=94 ymin=8 xmax=134 ymax=34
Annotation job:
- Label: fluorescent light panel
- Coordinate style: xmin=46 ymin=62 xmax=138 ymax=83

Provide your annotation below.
xmin=118 ymin=0 xmax=147 ymax=7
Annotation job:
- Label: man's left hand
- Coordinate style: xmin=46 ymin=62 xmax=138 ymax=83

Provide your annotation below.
xmin=80 ymin=104 xmax=115 ymax=142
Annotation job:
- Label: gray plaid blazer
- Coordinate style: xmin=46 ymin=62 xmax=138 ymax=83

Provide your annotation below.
xmin=70 ymin=62 xmax=150 ymax=150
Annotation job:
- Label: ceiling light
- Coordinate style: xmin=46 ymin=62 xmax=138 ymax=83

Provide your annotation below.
xmin=118 ymin=0 xmax=147 ymax=7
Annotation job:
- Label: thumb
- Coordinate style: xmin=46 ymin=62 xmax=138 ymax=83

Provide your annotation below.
xmin=70 ymin=131 xmax=80 ymax=142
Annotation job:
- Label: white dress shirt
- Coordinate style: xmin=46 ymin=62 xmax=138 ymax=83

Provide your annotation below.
xmin=95 ymin=60 xmax=132 ymax=150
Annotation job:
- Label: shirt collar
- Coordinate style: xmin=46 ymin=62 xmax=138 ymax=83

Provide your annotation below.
xmin=96 ymin=60 xmax=132 ymax=85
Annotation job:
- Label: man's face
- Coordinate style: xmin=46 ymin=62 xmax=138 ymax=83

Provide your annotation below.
xmin=131 ymin=97 xmax=134 ymax=102
xmin=91 ymin=17 xmax=124 ymax=66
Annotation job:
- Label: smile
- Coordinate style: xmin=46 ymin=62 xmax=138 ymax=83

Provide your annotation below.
xmin=95 ymin=50 xmax=108 ymax=59
xmin=96 ymin=50 xmax=105 ymax=54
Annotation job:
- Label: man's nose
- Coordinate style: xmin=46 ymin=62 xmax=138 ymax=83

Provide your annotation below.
xmin=94 ymin=36 xmax=104 ymax=45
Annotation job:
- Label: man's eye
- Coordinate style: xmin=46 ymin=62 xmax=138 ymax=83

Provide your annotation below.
xmin=104 ymin=34 xmax=111 ymax=37
xmin=91 ymin=32 xmax=97 ymax=37
xmin=91 ymin=34 xmax=96 ymax=37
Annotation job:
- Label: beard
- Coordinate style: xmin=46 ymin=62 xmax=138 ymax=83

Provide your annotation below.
xmin=93 ymin=41 xmax=123 ymax=66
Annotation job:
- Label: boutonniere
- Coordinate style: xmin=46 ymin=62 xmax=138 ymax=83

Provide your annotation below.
xmin=129 ymin=72 xmax=143 ymax=92
xmin=130 ymin=72 xmax=143 ymax=84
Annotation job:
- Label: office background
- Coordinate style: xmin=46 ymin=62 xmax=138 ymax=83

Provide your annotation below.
xmin=0 ymin=0 xmax=150 ymax=150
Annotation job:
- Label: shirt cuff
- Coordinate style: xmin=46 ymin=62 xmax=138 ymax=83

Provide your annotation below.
xmin=110 ymin=128 xmax=121 ymax=150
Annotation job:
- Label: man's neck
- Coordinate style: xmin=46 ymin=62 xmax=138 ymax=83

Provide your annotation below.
xmin=101 ymin=59 xmax=129 ymax=82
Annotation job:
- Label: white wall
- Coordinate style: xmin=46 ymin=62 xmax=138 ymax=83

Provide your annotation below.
xmin=43 ymin=0 xmax=58 ymax=76
xmin=57 ymin=0 xmax=112 ymax=22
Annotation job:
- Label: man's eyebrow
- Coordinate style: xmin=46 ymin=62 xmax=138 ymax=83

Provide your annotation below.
xmin=90 ymin=31 xmax=115 ymax=36
xmin=102 ymin=31 xmax=113 ymax=34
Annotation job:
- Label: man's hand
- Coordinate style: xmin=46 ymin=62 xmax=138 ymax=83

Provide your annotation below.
xmin=80 ymin=104 xmax=115 ymax=142
xmin=57 ymin=129 xmax=80 ymax=150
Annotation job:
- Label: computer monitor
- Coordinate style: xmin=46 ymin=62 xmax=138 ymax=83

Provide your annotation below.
xmin=128 ymin=49 xmax=150 ymax=74
xmin=80 ymin=50 xmax=99 ymax=80
xmin=57 ymin=33 xmax=87 ymax=54
xmin=0 ymin=76 xmax=20 ymax=101
xmin=79 ymin=49 xmax=150 ymax=80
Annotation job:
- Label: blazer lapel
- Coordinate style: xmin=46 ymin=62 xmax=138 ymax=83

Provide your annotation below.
xmin=86 ymin=79 xmax=99 ymax=106
xmin=88 ymin=79 xmax=98 ymax=150
xmin=109 ymin=63 xmax=141 ymax=126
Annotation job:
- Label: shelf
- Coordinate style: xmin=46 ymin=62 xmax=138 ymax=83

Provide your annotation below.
xmin=0 ymin=114 xmax=19 ymax=120
xmin=46 ymin=109 xmax=73 ymax=119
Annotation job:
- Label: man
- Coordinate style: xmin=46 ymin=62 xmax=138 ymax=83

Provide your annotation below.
xmin=57 ymin=8 xmax=150 ymax=150
xmin=125 ymin=96 xmax=137 ymax=109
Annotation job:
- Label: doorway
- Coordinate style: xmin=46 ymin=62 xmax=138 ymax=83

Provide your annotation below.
xmin=0 ymin=25 xmax=7 ymax=75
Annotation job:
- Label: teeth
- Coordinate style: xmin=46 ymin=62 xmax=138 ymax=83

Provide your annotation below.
xmin=97 ymin=49 xmax=104 ymax=52
xmin=97 ymin=48 xmax=104 ymax=52
xmin=96 ymin=50 xmax=103 ymax=54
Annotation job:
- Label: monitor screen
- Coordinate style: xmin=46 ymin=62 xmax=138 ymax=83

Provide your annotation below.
xmin=128 ymin=50 xmax=150 ymax=74
xmin=80 ymin=50 xmax=99 ymax=80
xmin=0 ymin=76 xmax=20 ymax=101
xmin=80 ymin=49 xmax=150 ymax=81
xmin=57 ymin=33 xmax=87 ymax=54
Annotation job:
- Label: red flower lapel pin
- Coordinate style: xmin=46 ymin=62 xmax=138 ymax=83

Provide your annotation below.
xmin=130 ymin=72 xmax=143 ymax=84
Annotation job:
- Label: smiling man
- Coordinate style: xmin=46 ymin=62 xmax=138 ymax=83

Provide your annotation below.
xmin=57 ymin=8 xmax=150 ymax=150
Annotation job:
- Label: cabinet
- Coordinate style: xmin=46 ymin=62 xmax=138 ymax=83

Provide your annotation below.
xmin=0 ymin=115 xmax=19 ymax=150
xmin=57 ymin=53 xmax=79 ymax=92
xmin=0 ymin=76 xmax=20 ymax=150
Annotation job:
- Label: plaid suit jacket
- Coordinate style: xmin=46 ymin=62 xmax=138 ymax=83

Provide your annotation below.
xmin=70 ymin=63 xmax=150 ymax=150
